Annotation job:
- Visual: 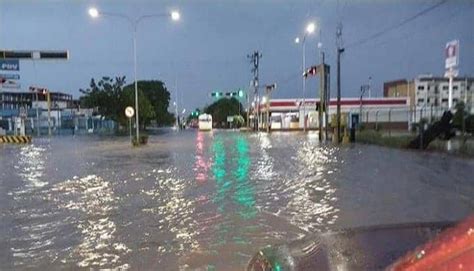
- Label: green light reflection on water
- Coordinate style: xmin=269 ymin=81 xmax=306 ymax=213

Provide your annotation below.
xmin=210 ymin=134 xmax=256 ymax=249
xmin=233 ymin=135 xmax=256 ymax=220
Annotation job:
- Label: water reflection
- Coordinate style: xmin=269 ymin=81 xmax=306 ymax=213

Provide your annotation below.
xmin=194 ymin=132 xmax=212 ymax=184
xmin=51 ymin=175 xmax=130 ymax=269
xmin=16 ymin=144 xmax=48 ymax=189
xmin=232 ymin=135 xmax=255 ymax=220
xmin=210 ymin=134 xmax=256 ymax=249
xmin=288 ymin=142 xmax=339 ymax=232
xmin=9 ymin=144 xmax=53 ymax=269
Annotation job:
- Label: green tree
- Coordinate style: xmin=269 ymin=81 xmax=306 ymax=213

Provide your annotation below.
xmin=79 ymin=76 xmax=126 ymax=122
xmin=80 ymin=77 xmax=175 ymax=129
xmin=123 ymin=80 xmax=174 ymax=126
xmin=121 ymin=88 xmax=155 ymax=128
xmin=453 ymin=102 xmax=474 ymax=133
xmin=204 ymin=98 xmax=244 ymax=128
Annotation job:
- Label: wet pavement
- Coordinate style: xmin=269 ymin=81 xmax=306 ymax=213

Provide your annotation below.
xmin=0 ymin=130 xmax=473 ymax=270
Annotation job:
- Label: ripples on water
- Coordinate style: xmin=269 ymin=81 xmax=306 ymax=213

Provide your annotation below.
xmin=1 ymin=132 xmax=473 ymax=270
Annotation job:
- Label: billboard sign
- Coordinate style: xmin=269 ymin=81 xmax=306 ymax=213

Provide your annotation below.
xmin=0 ymin=59 xmax=19 ymax=71
xmin=445 ymin=40 xmax=459 ymax=69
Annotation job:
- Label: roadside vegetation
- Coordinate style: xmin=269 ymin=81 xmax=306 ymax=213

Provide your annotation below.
xmin=79 ymin=76 xmax=175 ymax=131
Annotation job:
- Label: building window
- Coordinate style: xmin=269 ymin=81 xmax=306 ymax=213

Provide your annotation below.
xmin=453 ymin=85 xmax=458 ymax=90
xmin=453 ymin=98 xmax=458 ymax=103
xmin=417 ymin=86 xmax=424 ymax=90
xmin=417 ymin=98 xmax=424 ymax=103
xmin=442 ymin=98 xmax=448 ymax=102
xmin=442 ymin=85 xmax=448 ymax=90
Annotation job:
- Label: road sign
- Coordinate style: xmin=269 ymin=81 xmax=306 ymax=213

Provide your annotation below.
xmin=125 ymin=106 xmax=135 ymax=118
xmin=0 ymin=73 xmax=20 ymax=80
xmin=445 ymin=40 xmax=459 ymax=69
xmin=0 ymin=60 xmax=19 ymax=71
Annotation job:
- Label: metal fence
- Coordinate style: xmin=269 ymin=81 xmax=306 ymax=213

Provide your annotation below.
xmin=0 ymin=116 xmax=116 ymax=136
xmin=358 ymin=105 xmax=471 ymax=135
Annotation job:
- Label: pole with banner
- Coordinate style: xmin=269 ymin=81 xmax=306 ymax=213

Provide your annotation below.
xmin=444 ymin=40 xmax=459 ymax=110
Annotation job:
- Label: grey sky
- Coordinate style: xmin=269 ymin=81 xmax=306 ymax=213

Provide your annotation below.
xmin=0 ymin=0 xmax=473 ymax=112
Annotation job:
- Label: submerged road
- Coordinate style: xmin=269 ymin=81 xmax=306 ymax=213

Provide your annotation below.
xmin=0 ymin=130 xmax=473 ymax=270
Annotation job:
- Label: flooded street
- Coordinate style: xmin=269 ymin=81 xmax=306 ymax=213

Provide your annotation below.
xmin=1 ymin=130 xmax=473 ymax=270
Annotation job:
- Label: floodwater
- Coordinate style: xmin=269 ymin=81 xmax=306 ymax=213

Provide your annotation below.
xmin=0 ymin=130 xmax=473 ymax=270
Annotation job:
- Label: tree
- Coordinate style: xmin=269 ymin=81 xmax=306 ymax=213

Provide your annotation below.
xmin=79 ymin=76 xmax=126 ymax=122
xmin=79 ymin=77 xmax=175 ymax=129
xmin=123 ymin=80 xmax=174 ymax=126
xmin=204 ymin=98 xmax=244 ymax=128
xmin=453 ymin=102 xmax=474 ymax=133
xmin=121 ymin=88 xmax=155 ymax=128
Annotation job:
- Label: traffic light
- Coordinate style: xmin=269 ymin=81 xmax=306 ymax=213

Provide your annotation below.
xmin=303 ymin=66 xmax=318 ymax=78
xmin=211 ymin=91 xmax=223 ymax=98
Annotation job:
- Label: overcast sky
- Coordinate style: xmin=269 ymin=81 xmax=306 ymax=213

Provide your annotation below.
xmin=0 ymin=0 xmax=473 ymax=112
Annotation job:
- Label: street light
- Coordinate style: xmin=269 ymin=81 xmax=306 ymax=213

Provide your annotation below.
xmin=295 ymin=21 xmax=317 ymax=132
xmin=306 ymin=22 xmax=316 ymax=34
xmin=88 ymin=7 xmax=180 ymax=144
xmin=88 ymin=7 xmax=99 ymax=18
xmin=171 ymin=11 xmax=180 ymax=21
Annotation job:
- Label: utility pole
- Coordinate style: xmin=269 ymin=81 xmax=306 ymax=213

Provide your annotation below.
xmin=248 ymin=51 xmax=262 ymax=131
xmin=318 ymin=54 xmax=324 ymax=142
xmin=336 ymin=23 xmax=344 ymax=143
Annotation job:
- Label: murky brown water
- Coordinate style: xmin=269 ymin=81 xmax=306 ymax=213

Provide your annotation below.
xmin=1 ymin=130 xmax=473 ymax=270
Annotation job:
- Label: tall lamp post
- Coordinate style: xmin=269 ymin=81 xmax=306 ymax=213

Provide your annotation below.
xmin=88 ymin=7 xmax=180 ymax=142
xmin=294 ymin=22 xmax=315 ymax=132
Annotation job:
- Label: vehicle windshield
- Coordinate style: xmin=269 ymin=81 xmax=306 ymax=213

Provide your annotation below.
xmin=0 ymin=0 xmax=473 ymax=270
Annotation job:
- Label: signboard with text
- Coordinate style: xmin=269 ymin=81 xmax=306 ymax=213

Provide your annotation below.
xmin=0 ymin=59 xmax=19 ymax=71
xmin=445 ymin=40 xmax=459 ymax=69
xmin=0 ymin=73 xmax=20 ymax=80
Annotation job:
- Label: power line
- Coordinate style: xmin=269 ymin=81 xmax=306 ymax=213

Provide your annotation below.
xmin=346 ymin=0 xmax=448 ymax=49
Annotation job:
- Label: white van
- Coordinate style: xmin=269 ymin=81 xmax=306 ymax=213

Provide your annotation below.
xmin=198 ymin=114 xmax=212 ymax=131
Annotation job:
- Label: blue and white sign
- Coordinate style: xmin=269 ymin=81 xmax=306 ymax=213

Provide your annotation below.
xmin=0 ymin=73 xmax=20 ymax=80
xmin=0 ymin=60 xmax=19 ymax=71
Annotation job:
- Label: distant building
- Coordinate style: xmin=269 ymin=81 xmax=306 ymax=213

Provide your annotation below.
xmin=0 ymin=89 xmax=73 ymax=113
xmin=384 ymin=79 xmax=413 ymax=98
xmin=413 ymin=75 xmax=474 ymax=111
xmin=383 ymin=75 xmax=474 ymax=123
xmin=0 ymin=89 xmax=104 ymax=135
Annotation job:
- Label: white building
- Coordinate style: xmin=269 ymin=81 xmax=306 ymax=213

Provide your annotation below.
xmin=414 ymin=75 xmax=474 ymax=114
